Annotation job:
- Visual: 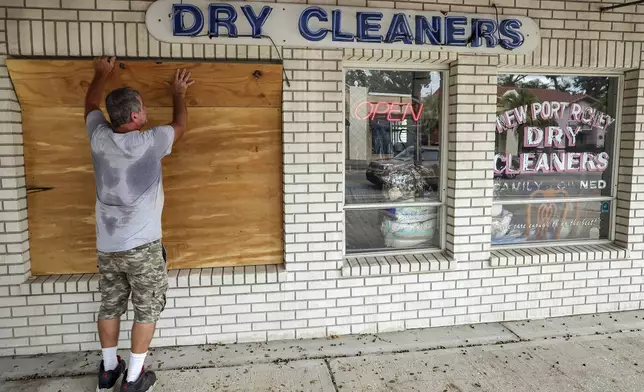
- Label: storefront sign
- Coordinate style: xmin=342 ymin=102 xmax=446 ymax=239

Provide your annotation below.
xmin=146 ymin=0 xmax=540 ymax=54
xmin=494 ymin=101 xmax=615 ymax=176
xmin=494 ymin=179 xmax=608 ymax=194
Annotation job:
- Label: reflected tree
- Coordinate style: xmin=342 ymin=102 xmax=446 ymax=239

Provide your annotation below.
xmin=545 ymin=75 xmax=572 ymax=92
xmin=421 ymin=94 xmax=441 ymax=145
xmin=573 ymin=76 xmax=610 ymax=111
xmin=499 ymin=74 xmax=527 ymax=86
xmin=345 ymin=70 xmax=414 ymax=94
xmin=521 ymin=79 xmax=550 ymax=89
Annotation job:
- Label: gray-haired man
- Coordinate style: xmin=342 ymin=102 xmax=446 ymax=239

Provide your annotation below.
xmin=84 ymin=57 xmax=194 ymax=392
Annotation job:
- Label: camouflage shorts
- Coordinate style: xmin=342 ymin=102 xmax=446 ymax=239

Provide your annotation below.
xmin=97 ymin=240 xmax=168 ymax=324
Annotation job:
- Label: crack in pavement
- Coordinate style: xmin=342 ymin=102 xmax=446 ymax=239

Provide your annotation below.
xmin=324 ymin=359 xmax=340 ymax=392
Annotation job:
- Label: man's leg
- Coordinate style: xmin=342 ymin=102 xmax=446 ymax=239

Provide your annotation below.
xmin=131 ymin=322 xmax=156 ymax=353
xmin=98 ymin=317 xmax=120 ymax=348
xmin=125 ymin=241 xmax=168 ymax=387
xmin=96 ymin=253 xmax=130 ymax=390
xmin=130 ymin=242 xmax=166 ymax=352
xmin=98 ymin=318 xmax=120 ymax=373
xmin=128 ymin=321 xmax=156 ymax=384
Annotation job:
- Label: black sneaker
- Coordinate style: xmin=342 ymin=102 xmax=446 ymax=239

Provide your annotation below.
xmin=97 ymin=356 xmax=126 ymax=392
xmin=120 ymin=368 xmax=157 ymax=391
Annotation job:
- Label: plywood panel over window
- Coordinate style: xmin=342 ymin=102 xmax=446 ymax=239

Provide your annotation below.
xmin=7 ymin=59 xmax=284 ymax=275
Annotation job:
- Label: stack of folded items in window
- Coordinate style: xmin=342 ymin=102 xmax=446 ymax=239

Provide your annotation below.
xmin=381 ymin=206 xmax=438 ymax=248
xmin=380 ymin=165 xmax=438 ymax=248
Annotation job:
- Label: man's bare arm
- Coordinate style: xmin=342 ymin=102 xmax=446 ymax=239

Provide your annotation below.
xmin=84 ymin=56 xmax=115 ymax=119
xmin=168 ymin=69 xmax=195 ymax=143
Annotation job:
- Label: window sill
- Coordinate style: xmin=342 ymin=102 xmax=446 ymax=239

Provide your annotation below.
xmin=489 ymin=243 xmax=630 ymax=267
xmin=342 ymin=253 xmax=454 ymax=277
xmin=18 ymin=265 xmax=289 ymax=295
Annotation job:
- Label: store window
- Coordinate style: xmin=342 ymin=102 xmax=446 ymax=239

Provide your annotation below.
xmin=344 ymin=69 xmax=444 ymax=254
xmin=493 ymin=74 xmax=619 ymax=246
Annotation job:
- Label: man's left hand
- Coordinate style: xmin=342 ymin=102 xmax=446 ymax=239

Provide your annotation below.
xmin=94 ymin=56 xmax=116 ymax=78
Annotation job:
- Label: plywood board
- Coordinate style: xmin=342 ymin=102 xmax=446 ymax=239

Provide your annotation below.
xmin=9 ymin=60 xmax=284 ymax=275
xmin=6 ymin=59 xmax=282 ymax=108
xmin=154 ymin=107 xmax=284 ymax=270
xmin=22 ymin=107 xmax=107 ymax=274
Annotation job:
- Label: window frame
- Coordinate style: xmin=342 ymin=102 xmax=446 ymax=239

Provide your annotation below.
xmin=492 ymin=69 xmax=624 ymax=249
xmin=341 ymin=63 xmax=450 ymax=257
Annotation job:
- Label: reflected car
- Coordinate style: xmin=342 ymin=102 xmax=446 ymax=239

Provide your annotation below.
xmin=366 ymin=146 xmax=440 ymax=190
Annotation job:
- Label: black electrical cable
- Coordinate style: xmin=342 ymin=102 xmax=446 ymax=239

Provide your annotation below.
xmin=492 ymin=3 xmax=524 ymax=51
xmin=600 ymin=0 xmax=644 ymax=12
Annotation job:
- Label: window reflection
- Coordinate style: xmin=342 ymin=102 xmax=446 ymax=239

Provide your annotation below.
xmin=493 ymin=74 xmax=618 ymax=245
xmin=344 ymin=69 xmax=443 ymax=254
xmin=492 ymin=201 xmax=610 ymax=245
xmin=346 ymin=207 xmax=441 ymax=253
xmin=345 ymin=70 xmax=442 ymax=205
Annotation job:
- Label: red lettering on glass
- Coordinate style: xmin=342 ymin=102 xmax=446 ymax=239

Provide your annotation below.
xmin=353 ymin=101 xmax=424 ymax=122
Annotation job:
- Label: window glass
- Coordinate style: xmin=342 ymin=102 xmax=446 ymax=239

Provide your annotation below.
xmin=346 ymin=207 xmax=441 ymax=253
xmin=493 ymin=74 xmax=618 ymax=245
xmin=345 ymin=69 xmax=443 ymax=254
xmin=345 ymin=70 xmax=442 ymax=205
xmin=491 ymin=201 xmax=611 ymax=245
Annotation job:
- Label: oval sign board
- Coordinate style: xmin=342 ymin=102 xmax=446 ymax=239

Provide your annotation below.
xmin=146 ymin=0 xmax=540 ymax=54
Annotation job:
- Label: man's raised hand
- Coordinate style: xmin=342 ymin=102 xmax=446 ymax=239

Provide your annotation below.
xmin=169 ymin=69 xmax=195 ymax=96
xmin=93 ymin=56 xmax=115 ymax=78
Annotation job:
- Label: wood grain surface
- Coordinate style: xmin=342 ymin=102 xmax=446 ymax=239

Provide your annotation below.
xmin=6 ymin=59 xmax=282 ymax=108
xmin=154 ymin=107 xmax=284 ymax=270
xmin=9 ymin=60 xmax=284 ymax=275
xmin=22 ymin=107 xmax=104 ymax=275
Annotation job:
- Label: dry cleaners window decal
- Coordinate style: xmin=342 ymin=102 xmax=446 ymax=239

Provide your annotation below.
xmin=145 ymin=0 xmax=540 ymax=53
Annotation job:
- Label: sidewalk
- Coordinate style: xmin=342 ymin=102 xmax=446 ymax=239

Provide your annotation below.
xmin=2 ymin=310 xmax=644 ymax=391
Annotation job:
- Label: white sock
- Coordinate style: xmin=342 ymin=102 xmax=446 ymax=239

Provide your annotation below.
xmin=127 ymin=351 xmax=147 ymax=383
xmin=102 ymin=347 xmax=118 ymax=371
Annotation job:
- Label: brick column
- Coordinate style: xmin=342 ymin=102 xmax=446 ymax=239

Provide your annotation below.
xmin=445 ymin=55 xmax=498 ymax=264
xmin=0 ymin=9 xmax=30 ymax=287
xmin=615 ymin=54 xmax=644 ymax=258
xmin=281 ymin=48 xmax=344 ymax=276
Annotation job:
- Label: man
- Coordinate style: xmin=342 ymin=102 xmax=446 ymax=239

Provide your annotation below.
xmin=84 ymin=56 xmax=194 ymax=392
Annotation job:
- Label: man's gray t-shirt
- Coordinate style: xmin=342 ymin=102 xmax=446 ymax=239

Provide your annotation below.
xmin=86 ymin=110 xmax=175 ymax=253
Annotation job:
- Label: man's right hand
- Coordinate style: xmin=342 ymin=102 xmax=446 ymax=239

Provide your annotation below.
xmin=169 ymin=69 xmax=195 ymax=96
xmin=167 ymin=69 xmax=194 ymax=143
xmin=93 ymin=56 xmax=115 ymax=79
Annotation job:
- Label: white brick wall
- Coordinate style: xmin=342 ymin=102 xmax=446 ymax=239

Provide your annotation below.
xmin=0 ymin=0 xmax=643 ymax=355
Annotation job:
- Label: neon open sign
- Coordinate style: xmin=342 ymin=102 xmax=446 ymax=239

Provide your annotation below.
xmin=353 ymin=102 xmax=424 ymax=122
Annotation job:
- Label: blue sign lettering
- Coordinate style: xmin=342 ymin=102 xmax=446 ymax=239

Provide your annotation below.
xmin=414 ymin=16 xmax=441 ymax=46
xmin=445 ymin=16 xmax=467 ymax=46
xmin=166 ymin=3 xmax=533 ymax=51
xmin=298 ymin=6 xmax=328 ymax=41
xmin=356 ymin=12 xmax=383 ymax=43
xmin=470 ymin=19 xmax=498 ymax=48
xmin=385 ymin=13 xmax=413 ymax=44
xmin=172 ymin=4 xmax=204 ymax=36
xmin=240 ymin=5 xmax=272 ymax=38
xmin=499 ymin=19 xmax=524 ymax=49
xmin=332 ymin=10 xmax=354 ymax=42
xmin=208 ymin=4 xmax=238 ymax=37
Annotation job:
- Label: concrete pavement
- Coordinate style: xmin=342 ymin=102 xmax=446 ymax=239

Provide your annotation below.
xmin=2 ymin=310 xmax=644 ymax=391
